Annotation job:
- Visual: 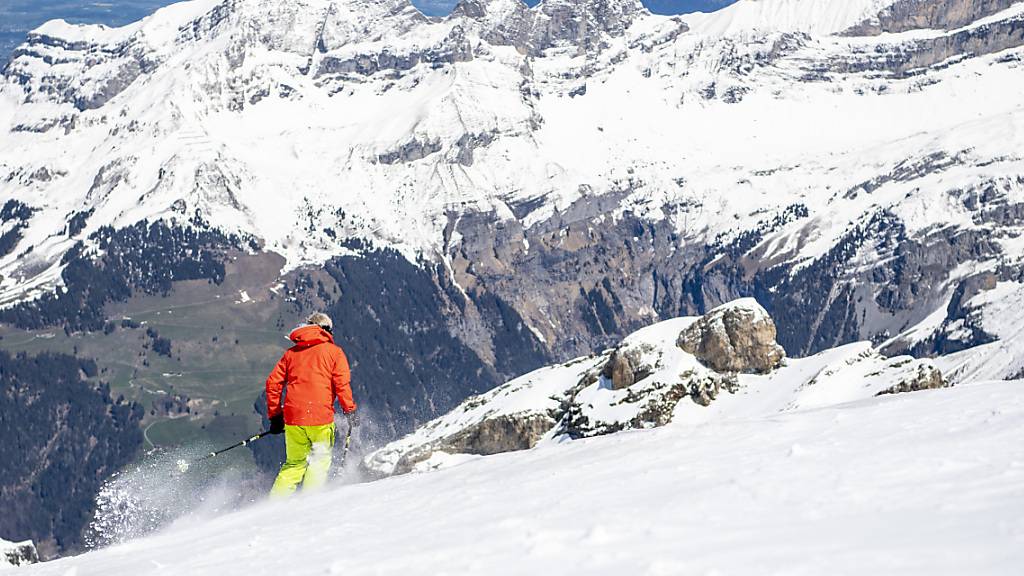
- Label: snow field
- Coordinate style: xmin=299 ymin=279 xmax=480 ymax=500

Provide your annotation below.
xmin=22 ymin=380 xmax=1024 ymax=576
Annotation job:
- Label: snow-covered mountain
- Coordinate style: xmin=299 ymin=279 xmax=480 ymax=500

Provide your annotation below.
xmin=6 ymin=0 xmax=1024 ymax=561
xmin=4 ymin=0 xmax=1024 ymax=373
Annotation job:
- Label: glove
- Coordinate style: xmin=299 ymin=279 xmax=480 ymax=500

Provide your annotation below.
xmin=269 ymin=414 xmax=285 ymax=435
xmin=346 ymin=411 xmax=360 ymax=429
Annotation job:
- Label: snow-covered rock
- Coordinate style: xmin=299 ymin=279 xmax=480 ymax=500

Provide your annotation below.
xmin=364 ymin=298 xmax=947 ymax=476
xmin=0 ymin=538 xmax=38 ymax=569
xmin=877 ymin=362 xmax=946 ymax=395
xmin=363 ymin=355 xmax=598 ymax=476
xmin=677 ymin=298 xmax=785 ymax=375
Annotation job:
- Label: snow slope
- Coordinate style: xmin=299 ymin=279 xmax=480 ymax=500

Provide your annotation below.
xmin=19 ymin=379 xmax=1024 ymax=575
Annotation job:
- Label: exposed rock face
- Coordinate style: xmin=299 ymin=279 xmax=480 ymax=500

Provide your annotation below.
xmin=677 ymin=300 xmax=786 ymax=374
xmin=377 ymin=138 xmax=443 ymax=164
xmin=886 ymin=271 xmax=1000 ymax=358
xmin=454 ymin=0 xmax=647 ymax=56
xmin=452 ymin=0 xmax=534 ymax=52
xmin=358 ymin=352 xmax=588 ymax=477
xmin=446 ymin=179 xmax=1011 ymax=369
xmin=560 ymin=308 xmax=758 ymax=438
xmin=834 ymin=15 xmax=1024 ymax=77
xmin=0 ymin=539 xmax=39 ymax=568
xmin=844 ymin=0 xmax=1019 ymax=35
xmin=529 ymin=0 xmax=647 ymax=54
xmin=6 ymin=27 xmax=154 ymax=111
xmin=503 ymin=305 xmax=774 ymax=440
xmin=877 ymin=363 xmax=948 ymax=396
xmin=316 ymin=24 xmax=475 ymax=78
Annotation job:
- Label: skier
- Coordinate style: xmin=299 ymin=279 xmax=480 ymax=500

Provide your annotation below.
xmin=265 ymin=312 xmax=358 ymax=497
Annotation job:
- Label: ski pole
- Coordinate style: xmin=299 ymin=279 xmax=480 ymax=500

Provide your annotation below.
xmin=338 ymin=426 xmax=353 ymax=469
xmin=176 ymin=431 xmax=271 ymax=472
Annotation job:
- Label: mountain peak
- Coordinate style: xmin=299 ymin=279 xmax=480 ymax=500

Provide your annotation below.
xmin=452 ymin=0 xmax=647 ymax=54
xmin=530 ymin=0 xmax=648 ymax=51
xmin=451 ymin=0 xmax=529 ymax=19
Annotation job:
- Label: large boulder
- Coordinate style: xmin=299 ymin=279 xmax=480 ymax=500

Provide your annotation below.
xmin=677 ymin=299 xmax=786 ymax=374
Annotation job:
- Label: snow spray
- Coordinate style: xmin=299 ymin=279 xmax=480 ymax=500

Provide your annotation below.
xmin=85 ymin=444 xmax=269 ymax=549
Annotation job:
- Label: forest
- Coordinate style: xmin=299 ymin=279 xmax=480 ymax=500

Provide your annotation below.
xmin=0 ymin=351 xmax=143 ymax=557
xmin=0 ymin=220 xmax=234 ymax=332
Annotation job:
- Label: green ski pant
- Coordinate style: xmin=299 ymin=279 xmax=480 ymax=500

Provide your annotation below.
xmin=270 ymin=423 xmax=335 ymax=498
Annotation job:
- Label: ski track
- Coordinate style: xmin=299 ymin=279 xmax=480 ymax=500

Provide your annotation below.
xmin=23 ymin=380 xmax=1024 ymax=576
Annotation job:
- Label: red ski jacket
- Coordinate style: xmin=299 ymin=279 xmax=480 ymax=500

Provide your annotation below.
xmin=266 ymin=325 xmax=356 ymax=426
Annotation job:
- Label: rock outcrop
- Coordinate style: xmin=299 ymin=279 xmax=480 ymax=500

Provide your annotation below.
xmin=364 ymin=301 xmax=783 ymax=473
xmin=877 ymin=363 xmax=948 ymax=396
xmin=365 ymin=299 xmax=951 ymax=478
xmin=360 ymin=357 xmax=587 ymax=477
xmin=833 ymin=13 xmax=1024 ymax=78
xmin=560 ymin=309 xmax=768 ymax=438
xmin=454 ymin=0 xmax=647 ymax=56
xmin=677 ymin=299 xmax=786 ymax=374
xmin=1 ymin=538 xmax=39 ymax=568
xmin=385 ymin=413 xmax=556 ymax=475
